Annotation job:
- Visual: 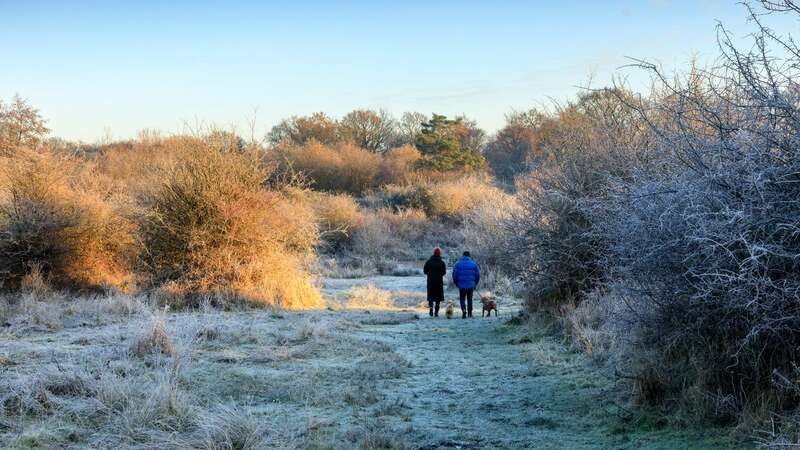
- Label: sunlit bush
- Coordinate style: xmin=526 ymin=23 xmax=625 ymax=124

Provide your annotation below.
xmin=378 ymin=144 xmax=421 ymax=185
xmin=271 ymin=141 xmax=381 ymax=195
xmin=311 ymin=192 xmax=364 ymax=251
xmin=0 ymin=149 xmax=136 ymax=292
xmin=426 ymin=177 xmax=508 ymax=223
xmin=139 ymin=141 xmax=322 ymax=308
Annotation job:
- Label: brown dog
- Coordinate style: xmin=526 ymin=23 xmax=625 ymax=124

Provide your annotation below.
xmin=445 ymin=301 xmax=455 ymax=319
xmin=480 ymin=292 xmax=498 ymax=317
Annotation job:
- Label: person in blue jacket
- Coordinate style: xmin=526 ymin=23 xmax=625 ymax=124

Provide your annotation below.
xmin=452 ymin=251 xmax=480 ymax=319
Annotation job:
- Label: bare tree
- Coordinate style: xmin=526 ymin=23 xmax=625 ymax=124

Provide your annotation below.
xmin=338 ymin=109 xmax=397 ymax=152
xmin=267 ymin=112 xmax=339 ymax=147
xmin=0 ymin=95 xmax=49 ymax=154
xmin=394 ymin=112 xmax=428 ymax=146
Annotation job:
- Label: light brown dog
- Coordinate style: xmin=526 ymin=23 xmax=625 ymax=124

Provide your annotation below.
xmin=480 ymin=292 xmax=498 ymax=317
xmin=445 ymin=301 xmax=455 ymax=319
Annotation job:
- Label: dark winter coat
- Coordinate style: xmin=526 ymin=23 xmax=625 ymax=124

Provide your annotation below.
xmin=423 ymin=255 xmax=447 ymax=302
xmin=452 ymin=256 xmax=480 ymax=289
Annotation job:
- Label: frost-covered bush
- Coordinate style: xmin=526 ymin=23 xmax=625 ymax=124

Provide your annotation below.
xmin=597 ymin=2 xmax=800 ymax=424
xmin=505 ymin=88 xmax=650 ymax=309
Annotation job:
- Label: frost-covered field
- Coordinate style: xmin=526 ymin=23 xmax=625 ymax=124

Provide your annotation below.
xmin=0 ymin=275 xmax=740 ymax=449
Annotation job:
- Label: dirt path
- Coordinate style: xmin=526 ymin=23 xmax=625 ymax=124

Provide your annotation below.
xmin=328 ymin=275 xmax=741 ymax=450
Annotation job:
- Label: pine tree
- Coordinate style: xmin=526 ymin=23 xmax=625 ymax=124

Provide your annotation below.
xmin=414 ymin=114 xmax=485 ymax=171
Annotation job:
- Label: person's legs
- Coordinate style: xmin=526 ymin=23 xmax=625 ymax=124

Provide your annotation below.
xmin=466 ymin=289 xmax=474 ymax=317
xmin=428 ymin=299 xmax=434 ymax=316
xmin=433 ymin=301 xmax=440 ymax=317
xmin=459 ymin=289 xmax=467 ymax=318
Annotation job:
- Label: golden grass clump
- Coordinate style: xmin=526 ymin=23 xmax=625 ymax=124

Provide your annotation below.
xmin=139 ymin=140 xmax=323 ymax=309
xmin=131 ymin=316 xmax=176 ymax=357
xmin=0 ymin=149 xmax=136 ymax=292
xmin=344 ymin=284 xmax=395 ymax=310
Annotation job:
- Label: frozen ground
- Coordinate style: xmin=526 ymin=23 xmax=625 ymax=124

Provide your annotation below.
xmin=0 ymin=274 xmax=745 ymax=449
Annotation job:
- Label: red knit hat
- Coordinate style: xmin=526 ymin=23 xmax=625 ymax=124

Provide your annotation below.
xmin=433 ymin=247 xmax=442 ymax=256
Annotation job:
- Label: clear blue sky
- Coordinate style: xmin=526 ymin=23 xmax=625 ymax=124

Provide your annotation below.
xmin=1 ymin=1 xmax=797 ymax=142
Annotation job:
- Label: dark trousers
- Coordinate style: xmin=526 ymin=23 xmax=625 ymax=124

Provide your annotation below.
xmin=428 ymin=300 xmax=440 ymax=316
xmin=459 ymin=288 xmax=474 ymax=314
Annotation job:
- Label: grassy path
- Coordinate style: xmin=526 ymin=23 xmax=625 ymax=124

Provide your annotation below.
xmin=340 ymin=275 xmax=744 ymax=449
xmin=0 ymin=274 xmax=745 ymax=449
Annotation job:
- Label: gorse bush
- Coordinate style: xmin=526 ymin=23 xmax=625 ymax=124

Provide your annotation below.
xmin=0 ymin=149 xmax=136 ymax=292
xmin=139 ymin=141 xmax=322 ymax=308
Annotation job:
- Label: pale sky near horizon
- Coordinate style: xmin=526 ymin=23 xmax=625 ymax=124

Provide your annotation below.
xmin=2 ymin=1 xmax=798 ymax=142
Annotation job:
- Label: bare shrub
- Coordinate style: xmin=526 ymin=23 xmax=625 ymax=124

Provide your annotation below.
xmin=461 ymin=188 xmax=519 ymax=273
xmin=375 ymin=207 xmax=430 ymax=245
xmin=139 ymin=140 xmax=322 ymax=309
xmin=350 ymin=212 xmax=397 ymax=261
xmin=374 ymin=183 xmax=433 ymax=212
xmin=94 ymin=135 xmax=193 ymax=200
xmin=0 ymin=149 xmax=136 ymax=292
xmin=504 ymin=88 xmax=649 ymax=310
xmin=586 ymin=1 xmax=800 ymax=431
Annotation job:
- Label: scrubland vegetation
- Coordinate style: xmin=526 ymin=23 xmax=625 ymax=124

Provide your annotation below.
xmin=499 ymin=2 xmax=800 ymax=445
xmin=2 ymin=1 xmax=800 ymax=447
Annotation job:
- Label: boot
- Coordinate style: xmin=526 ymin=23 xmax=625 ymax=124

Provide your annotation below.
xmin=434 ymin=304 xmax=440 ymax=317
xmin=429 ymin=307 xmax=434 ymax=317
xmin=468 ymin=309 xmax=473 ymax=318
xmin=462 ymin=311 xmax=467 ymax=319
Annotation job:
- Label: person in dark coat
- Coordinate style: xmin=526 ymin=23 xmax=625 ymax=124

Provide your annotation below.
xmin=452 ymin=251 xmax=480 ymax=318
xmin=423 ymin=247 xmax=447 ymax=317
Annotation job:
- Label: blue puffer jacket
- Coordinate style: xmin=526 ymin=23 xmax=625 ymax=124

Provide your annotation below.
xmin=452 ymin=256 xmax=480 ymax=289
